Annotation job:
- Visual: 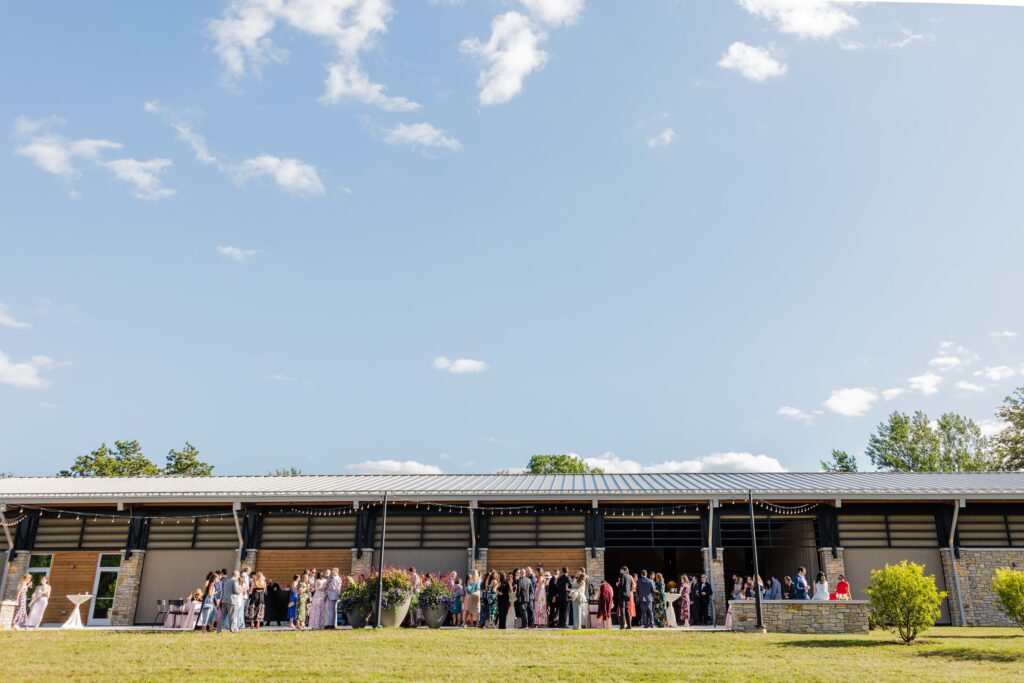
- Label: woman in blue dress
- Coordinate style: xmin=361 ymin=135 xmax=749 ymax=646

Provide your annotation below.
xmin=287 ymin=574 xmax=299 ymax=628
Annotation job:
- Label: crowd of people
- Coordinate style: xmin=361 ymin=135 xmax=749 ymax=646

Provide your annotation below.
xmin=721 ymin=566 xmax=852 ymax=628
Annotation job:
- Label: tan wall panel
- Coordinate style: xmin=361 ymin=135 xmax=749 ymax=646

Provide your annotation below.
xmin=843 ymin=547 xmax=950 ymax=624
xmin=487 ymin=548 xmax=586 ymax=575
xmin=135 ymin=549 xmax=238 ymax=624
xmin=255 ymin=550 xmax=352 ymax=585
xmin=39 ymin=551 xmax=101 ymax=624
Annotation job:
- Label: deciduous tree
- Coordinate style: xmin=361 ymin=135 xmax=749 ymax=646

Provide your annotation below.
xmin=526 ymin=454 xmax=604 ymax=474
xmin=820 ymin=449 xmax=858 ymax=472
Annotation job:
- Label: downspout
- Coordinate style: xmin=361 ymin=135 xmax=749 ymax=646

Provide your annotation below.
xmin=948 ymin=501 xmax=966 ymax=627
xmin=232 ymin=501 xmax=244 ymax=571
xmin=0 ymin=503 xmax=14 ymax=600
xmin=468 ymin=500 xmax=476 ymax=571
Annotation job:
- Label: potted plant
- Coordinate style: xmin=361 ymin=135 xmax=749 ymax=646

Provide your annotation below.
xmin=368 ymin=566 xmax=417 ymax=627
xmin=339 ymin=576 xmax=372 ymax=628
xmin=418 ymin=580 xmax=454 ymax=628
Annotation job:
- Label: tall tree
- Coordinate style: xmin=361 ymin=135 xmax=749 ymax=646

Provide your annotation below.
xmin=269 ymin=467 xmax=303 ymax=476
xmin=526 ymin=454 xmax=604 ymax=474
xmin=164 ymin=441 xmax=214 ymax=476
xmin=866 ymin=411 xmax=1001 ymax=472
xmin=59 ymin=441 xmax=161 ymax=477
xmin=995 ymin=387 xmax=1024 ymax=470
xmin=820 ymin=449 xmax=859 ymax=472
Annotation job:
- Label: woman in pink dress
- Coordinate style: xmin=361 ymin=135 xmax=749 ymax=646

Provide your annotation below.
xmin=534 ymin=574 xmax=548 ymax=627
xmin=308 ymin=572 xmax=328 ymax=629
xmin=678 ymin=574 xmax=691 ymax=627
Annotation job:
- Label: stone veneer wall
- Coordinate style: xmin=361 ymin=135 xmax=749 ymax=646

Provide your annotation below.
xmin=818 ymin=547 xmax=845 ymax=582
xmin=584 ymin=547 xmax=605 ymax=592
xmin=730 ymin=600 xmax=869 ymax=633
xmin=350 ymin=549 xmax=375 ymax=577
xmin=2 ymin=551 xmax=30 ymax=601
xmin=952 ymin=548 xmax=1024 ymax=627
xmin=702 ymin=547 xmax=726 ymax=625
xmin=473 ymin=548 xmax=488 ymax=575
xmin=110 ymin=550 xmax=145 ymax=626
xmin=242 ymin=550 xmax=258 ymax=572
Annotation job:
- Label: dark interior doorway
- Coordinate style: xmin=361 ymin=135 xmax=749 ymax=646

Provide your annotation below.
xmin=603 ymin=547 xmax=703 ymax=588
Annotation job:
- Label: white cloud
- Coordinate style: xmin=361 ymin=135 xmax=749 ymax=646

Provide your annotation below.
xmin=433 ymin=356 xmax=489 ymax=374
xmin=0 ymin=303 xmax=31 ymax=329
xmin=143 ymin=100 xmax=163 ymax=113
xmin=208 ymin=0 xmax=418 ymax=111
xmin=955 ymin=380 xmax=985 ymax=393
xmin=345 ymin=459 xmax=443 ymax=474
xmin=882 ymin=387 xmax=905 ymax=401
xmin=217 ymin=245 xmax=260 ymax=263
xmin=646 ymin=128 xmax=675 ymax=149
xmin=928 ymin=341 xmax=978 ymax=372
xmin=909 ymin=372 xmax=942 ymax=395
xmin=989 ymin=330 xmax=1018 ymax=338
xmin=718 ymin=42 xmax=788 ymax=82
xmin=738 ymin=0 xmax=858 ymax=40
xmin=519 ymin=0 xmax=585 ymax=27
xmin=383 ymin=122 xmax=462 ymax=151
xmin=975 ymin=365 xmax=1018 ymax=382
xmin=101 ymin=158 xmax=175 ymax=200
xmin=777 ymin=405 xmax=822 ymax=425
xmin=583 ymin=451 xmax=787 ymax=474
xmin=14 ymin=116 xmax=173 ymax=200
xmin=172 ymin=122 xmax=219 ymax=165
xmin=0 ymin=351 xmax=59 ymax=390
xmin=232 ymin=155 xmax=326 ymax=197
xmin=461 ymin=12 xmax=548 ymax=106
xmin=823 ymin=387 xmax=878 ymax=417
xmin=979 ymin=419 xmax=1008 ymax=439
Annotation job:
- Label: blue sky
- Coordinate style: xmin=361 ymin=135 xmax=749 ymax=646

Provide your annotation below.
xmin=2 ymin=1 xmax=1023 ymax=477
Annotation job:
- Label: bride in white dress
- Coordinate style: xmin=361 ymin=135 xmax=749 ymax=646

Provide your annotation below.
xmin=811 ymin=572 xmax=830 ymax=601
xmin=27 ymin=577 xmax=51 ymax=628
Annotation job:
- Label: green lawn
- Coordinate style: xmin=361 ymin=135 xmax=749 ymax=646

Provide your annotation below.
xmin=0 ymin=627 xmax=1022 ymax=682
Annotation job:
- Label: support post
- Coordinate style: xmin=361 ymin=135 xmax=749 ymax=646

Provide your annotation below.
xmin=948 ymin=500 xmax=966 ymax=627
xmin=0 ymin=503 xmax=13 ymax=600
xmin=375 ymin=493 xmax=388 ymax=628
xmin=231 ymin=501 xmax=243 ymax=570
xmin=748 ymin=491 xmax=764 ymax=631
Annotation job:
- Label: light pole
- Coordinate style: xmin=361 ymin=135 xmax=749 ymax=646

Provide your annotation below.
xmin=374 ymin=492 xmax=388 ymax=628
xmin=747 ymin=490 xmax=764 ymax=630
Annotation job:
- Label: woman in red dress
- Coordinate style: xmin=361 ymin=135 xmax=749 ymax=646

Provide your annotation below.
xmin=835 ymin=574 xmax=852 ymax=600
xmin=596 ymin=578 xmax=614 ymax=628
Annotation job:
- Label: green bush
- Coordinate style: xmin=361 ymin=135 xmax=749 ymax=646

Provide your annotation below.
xmin=865 ymin=560 xmax=947 ymax=644
xmin=992 ymin=567 xmax=1024 ymax=630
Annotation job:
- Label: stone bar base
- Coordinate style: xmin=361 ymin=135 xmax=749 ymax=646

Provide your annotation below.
xmin=730 ymin=600 xmax=869 ymax=634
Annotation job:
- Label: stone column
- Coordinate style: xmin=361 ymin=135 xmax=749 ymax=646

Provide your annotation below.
xmin=2 ymin=551 xmax=30 ymax=601
xmin=817 ymin=547 xmax=845 ymax=582
xmin=110 ymin=550 xmax=145 ymax=627
xmin=350 ymin=549 xmax=375 ymax=577
xmin=242 ymin=549 xmax=258 ymax=572
xmin=702 ymin=547 xmax=726 ymax=625
xmin=474 ymin=548 xmax=488 ymax=575
xmin=585 ymin=547 xmax=605 ymax=592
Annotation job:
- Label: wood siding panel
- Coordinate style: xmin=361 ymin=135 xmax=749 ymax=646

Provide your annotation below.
xmin=255 ymin=550 xmax=352 ymax=585
xmin=487 ymin=548 xmax=586 ymax=575
xmin=41 ymin=550 xmax=101 ymax=624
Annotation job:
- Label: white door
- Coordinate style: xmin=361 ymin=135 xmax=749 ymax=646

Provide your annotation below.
xmin=88 ymin=553 xmax=122 ymax=626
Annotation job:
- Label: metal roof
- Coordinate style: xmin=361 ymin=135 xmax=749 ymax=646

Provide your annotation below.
xmin=0 ymin=472 xmax=1022 ymax=504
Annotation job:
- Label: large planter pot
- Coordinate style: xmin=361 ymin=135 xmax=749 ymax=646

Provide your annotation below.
xmin=377 ymin=598 xmax=411 ymax=628
xmin=345 ymin=605 xmax=368 ymax=628
xmin=422 ymin=604 xmax=447 ymax=629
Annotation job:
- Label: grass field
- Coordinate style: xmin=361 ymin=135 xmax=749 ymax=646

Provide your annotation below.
xmin=0 ymin=627 xmax=1022 ymax=682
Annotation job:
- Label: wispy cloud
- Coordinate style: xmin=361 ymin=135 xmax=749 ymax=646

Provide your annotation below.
xmin=217 ymin=245 xmax=260 ymax=263
xmin=0 ymin=351 xmax=62 ymax=390
xmin=989 ymin=330 xmax=1018 ymax=338
xmin=583 ymin=450 xmax=787 ymax=474
xmin=0 ymin=303 xmax=31 ymax=329
xmin=909 ymin=372 xmax=942 ymax=395
xmin=974 ymin=365 xmax=1018 ymax=382
xmin=955 ymin=380 xmax=985 ymax=393
xmin=777 ymin=405 xmax=822 ymax=425
xmin=208 ymin=0 xmax=418 ymax=111
xmin=383 ymin=122 xmax=462 ymax=151
xmin=433 ymin=356 xmax=489 ymax=374
xmin=738 ymin=0 xmax=858 ymax=40
xmin=646 ymin=128 xmax=675 ymax=149
xmin=718 ymin=42 xmax=787 ymax=82
xmin=882 ymin=387 xmax=905 ymax=401
xmin=345 ymin=459 xmax=443 ymax=474
xmin=928 ymin=341 xmax=978 ymax=372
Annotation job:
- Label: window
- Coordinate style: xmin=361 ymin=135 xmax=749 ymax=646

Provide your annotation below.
xmin=837 ymin=514 xmax=939 ymax=548
xmin=957 ymin=514 xmax=1024 ymax=548
xmin=89 ymin=553 xmax=122 ymax=626
xmin=27 ymin=554 xmax=53 ymax=593
xmin=33 ymin=515 xmax=129 ymax=550
xmin=488 ymin=514 xmax=585 ymax=547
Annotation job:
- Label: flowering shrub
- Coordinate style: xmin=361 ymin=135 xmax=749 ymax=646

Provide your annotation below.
xmin=418 ymin=580 xmax=453 ymax=610
xmin=866 ymin=561 xmax=946 ymax=644
xmin=339 ymin=575 xmax=372 ymax=613
xmin=368 ymin=566 xmax=418 ymax=610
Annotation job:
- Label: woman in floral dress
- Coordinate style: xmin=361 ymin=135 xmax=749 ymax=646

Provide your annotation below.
xmin=678 ymin=574 xmax=691 ymax=627
xmin=483 ymin=577 xmax=498 ymax=628
xmin=308 ymin=573 xmax=328 ymax=629
xmin=653 ymin=573 xmax=668 ymax=628
xmin=295 ymin=584 xmax=309 ymax=630
xmin=533 ymin=573 xmax=548 ymax=627
xmin=11 ymin=574 xmax=31 ymax=629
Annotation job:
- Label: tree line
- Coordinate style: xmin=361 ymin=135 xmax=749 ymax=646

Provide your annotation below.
xmin=822 ymin=387 xmax=1024 ymax=472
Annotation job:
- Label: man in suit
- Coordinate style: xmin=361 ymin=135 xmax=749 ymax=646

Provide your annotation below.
xmin=525 ymin=567 xmax=537 ymax=627
xmin=555 ymin=566 xmax=572 ymax=628
xmin=696 ymin=573 xmax=713 ymax=625
xmin=635 ymin=570 xmax=655 ymax=628
xmin=616 ymin=566 xmax=634 ymax=629
xmin=515 ymin=569 xmax=533 ymax=629
xmin=792 ymin=566 xmax=809 ymax=600
xmin=217 ymin=570 xmax=242 ymax=632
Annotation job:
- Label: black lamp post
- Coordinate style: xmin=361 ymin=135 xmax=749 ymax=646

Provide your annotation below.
xmin=374 ymin=492 xmax=388 ymax=628
xmin=747 ymin=490 xmax=764 ymax=630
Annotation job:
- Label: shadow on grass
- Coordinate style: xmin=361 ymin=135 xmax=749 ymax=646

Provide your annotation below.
xmin=777 ymin=639 xmax=893 ymax=649
xmin=933 ymin=634 xmax=1023 ymax=640
xmin=917 ymin=647 xmax=1024 ymax=663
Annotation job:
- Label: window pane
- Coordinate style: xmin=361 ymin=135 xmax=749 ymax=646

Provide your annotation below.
xmin=95 ymin=571 xmax=119 ymax=600
xmin=92 ymin=598 xmax=113 ymax=620
xmin=29 ymin=554 xmax=53 ymax=568
xmin=99 ymin=554 xmax=122 ymax=568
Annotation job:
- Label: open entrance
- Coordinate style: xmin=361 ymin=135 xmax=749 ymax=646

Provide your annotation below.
xmin=719 ymin=515 xmax=819 ymax=592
